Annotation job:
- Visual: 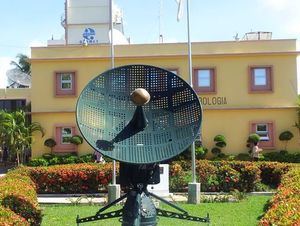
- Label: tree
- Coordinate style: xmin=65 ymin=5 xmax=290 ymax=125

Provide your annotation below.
xmin=211 ymin=134 xmax=227 ymax=157
xmin=10 ymin=54 xmax=31 ymax=75
xmin=7 ymin=54 xmax=31 ymax=88
xmin=279 ymin=131 xmax=294 ymax=151
xmin=0 ymin=110 xmax=44 ymax=165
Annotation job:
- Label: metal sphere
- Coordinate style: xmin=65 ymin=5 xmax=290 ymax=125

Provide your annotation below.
xmin=130 ymin=88 xmax=150 ymax=106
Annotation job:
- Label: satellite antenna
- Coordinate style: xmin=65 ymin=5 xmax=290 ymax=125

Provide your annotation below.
xmin=6 ymin=68 xmax=31 ymax=87
xmin=76 ymin=65 xmax=209 ymax=225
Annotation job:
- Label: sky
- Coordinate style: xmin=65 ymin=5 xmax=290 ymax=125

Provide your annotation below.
xmin=1 ymin=0 xmax=300 ymax=88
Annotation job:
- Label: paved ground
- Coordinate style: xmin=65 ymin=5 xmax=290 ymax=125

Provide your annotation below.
xmin=37 ymin=193 xmax=188 ymax=204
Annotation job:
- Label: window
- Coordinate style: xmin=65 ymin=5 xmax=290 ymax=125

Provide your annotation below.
xmin=249 ymin=66 xmax=273 ymax=92
xmin=250 ymin=121 xmax=275 ymax=148
xmin=61 ymin=74 xmax=72 ymax=90
xmin=55 ymin=72 xmax=76 ymax=96
xmin=255 ymin=124 xmax=269 ymax=141
xmin=54 ymin=125 xmax=77 ymax=153
xmin=193 ymin=68 xmax=216 ymax=93
xmin=61 ymin=127 xmax=72 ymax=144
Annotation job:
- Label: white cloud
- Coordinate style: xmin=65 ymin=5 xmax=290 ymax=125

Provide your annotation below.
xmin=0 ymin=57 xmax=13 ymax=88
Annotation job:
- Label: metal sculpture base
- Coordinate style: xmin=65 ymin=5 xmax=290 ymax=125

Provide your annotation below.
xmin=76 ymin=185 xmax=210 ymax=226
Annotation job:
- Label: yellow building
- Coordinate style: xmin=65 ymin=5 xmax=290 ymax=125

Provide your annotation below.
xmin=29 ymin=39 xmax=299 ymax=157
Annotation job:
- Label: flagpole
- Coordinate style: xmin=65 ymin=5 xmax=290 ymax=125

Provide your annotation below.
xmin=186 ymin=0 xmax=196 ymax=184
xmin=185 ymin=0 xmax=201 ymax=204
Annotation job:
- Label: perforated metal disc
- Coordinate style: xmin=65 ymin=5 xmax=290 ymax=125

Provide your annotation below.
xmin=76 ymin=65 xmax=202 ymax=164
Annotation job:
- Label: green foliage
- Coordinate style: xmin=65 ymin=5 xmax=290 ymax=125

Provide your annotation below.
xmin=0 ymin=110 xmax=44 ymax=165
xmin=214 ymin=134 xmax=227 ymax=148
xmin=44 ymin=138 xmax=56 ymax=148
xmin=211 ymin=147 xmax=221 ymax=155
xmin=279 ymin=130 xmax=294 ymax=141
xmin=195 ymin=145 xmax=208 ymax=159
xmin=262 ymin=151 xmax=300 ymax=163
xmin=247 ymin=133 xmax=260 ymax=144
xmin=279 ymin=130 xmax=294 ymax=151
xmin=211 ymin=134 xmax=227 ymax=157
xmin=27 ymin=158 xmax=49 ymax=167
xmin=69 ymin=135 xmax=83 ymax=145
xmin=28 ymin=153 xmax=94 ymax=166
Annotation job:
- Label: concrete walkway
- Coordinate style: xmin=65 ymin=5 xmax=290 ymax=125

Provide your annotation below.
xmin=38 ymin=193 xmax=188 ymax=204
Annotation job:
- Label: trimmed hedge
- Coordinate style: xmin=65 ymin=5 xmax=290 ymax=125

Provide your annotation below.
xmin=0 ymin=205 xmax=29 ymax=226
xmin=259 ymin=167 xmax=300 ymax=226
xmin=169 ymin=160 xmax=292 ymax=192
xmin=0 ymin=168 xmax=41 ymax=226
xmin=29 ymin=163 xmax=113 ymax=194
xmin=0 ymin=163 xmax=114 ymax=225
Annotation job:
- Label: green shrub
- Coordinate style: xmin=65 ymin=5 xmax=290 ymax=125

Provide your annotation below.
xmin=211 ymin=135 xmax=227 ymax=157
xmin=77 ymin=154 xmax=94 ymax=163
xmin=262 ymin=151 xmax=300 ymax=163
xmin=27 ymin=158 xmax=49 ymax=167
xmin=279 ymin=130 xmax=294 ymax=151
xmin=214 ymin=134 xmax=227 ymax=147
xmin=247 ymin=133 xmax=260 ymax=143
xmin=234 ymin=153 xmax=251 ymax=161
xmin=43 ymin=138 xmax=56 ymax=148
xmin=211 ymin=147 xmax=221 ymax=155
xmin=195 ymin=146 xmax=208 ymax=159
xmin=69 ymin=135 xmax=83 ymax=145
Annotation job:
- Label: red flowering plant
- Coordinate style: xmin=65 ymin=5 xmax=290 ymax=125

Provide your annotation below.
xmin=29 ymin=163 xmax=114 ymax=194
xmin=196 ymin=160 xmax=219 ymax=192
xmin=216 ymin=164 xmax=240 ymax=192
xmin=259 ymin=167 xmax=300 ymax=226
xmin=229 ymin=161 xmax=261 ymax=192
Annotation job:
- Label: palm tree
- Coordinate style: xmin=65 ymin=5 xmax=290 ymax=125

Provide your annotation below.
xmin=7 ymin=54 xmax=31 ymax=88
xmin=10 ymin=54 xmax=31 ymax=75
xmin=0 ymin=110 xmax=44 ymax=165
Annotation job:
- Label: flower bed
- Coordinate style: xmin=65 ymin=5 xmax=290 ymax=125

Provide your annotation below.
xmin=0 ymin=161 xmax=297 ymax=225
xmin=0 ymin=163 xmax=114 ymax=225
xmin=29 ymin=163 xmax=113 ymax=194
xmin=169 ymin=160 xmax=291 ymax=192
xmin=259 ymin=167 xmax=300 ymax=226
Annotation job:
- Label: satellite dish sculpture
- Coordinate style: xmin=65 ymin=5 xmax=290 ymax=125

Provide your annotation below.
xmin=76 ymin=65 xmax=209 ymax=225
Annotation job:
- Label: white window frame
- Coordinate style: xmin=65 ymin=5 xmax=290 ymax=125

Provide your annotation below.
xmin=197 ymin=69 xmax=211 ymax=87
xmin=256 ymin=124 xmax=269 ymax=141
xmin=61 ymin=127 xmax=73 ymax=144
xmin=253 ymin=68 xmax=267 ymax=86
xmin=60 ymin=73 xmax=73 ymax=90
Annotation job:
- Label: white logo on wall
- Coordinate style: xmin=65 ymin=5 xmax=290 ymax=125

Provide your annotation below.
xmin=80 ymin=28 xmax=98 ymax=44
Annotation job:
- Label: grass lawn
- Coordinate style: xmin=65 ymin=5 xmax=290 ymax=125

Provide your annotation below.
xmin=41 ymin=195 xmax=270 ymax=226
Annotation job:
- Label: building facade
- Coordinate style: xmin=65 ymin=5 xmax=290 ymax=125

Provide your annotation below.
xmin=29 ymin=39 xmax=299 ymax=157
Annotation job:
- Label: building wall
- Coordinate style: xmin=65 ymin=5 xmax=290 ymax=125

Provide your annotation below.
xmin=30 ymin=40 xmax=299 ymax=157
